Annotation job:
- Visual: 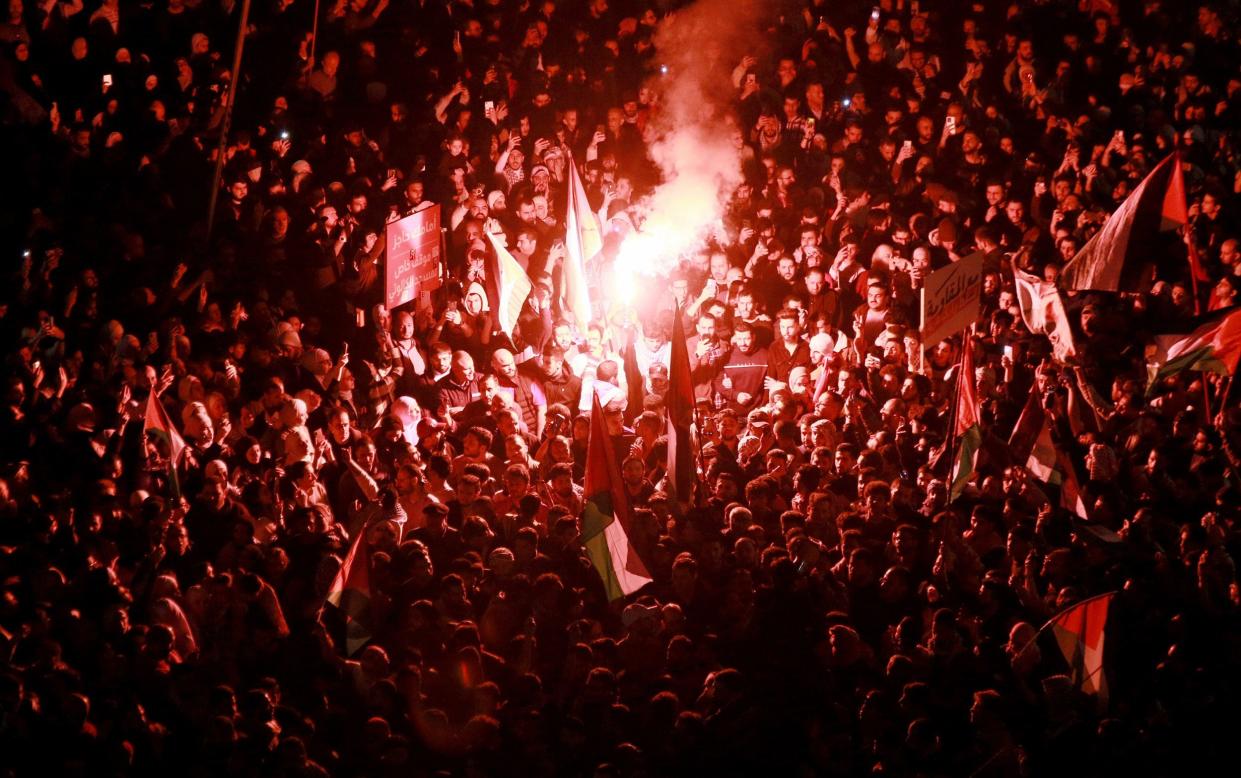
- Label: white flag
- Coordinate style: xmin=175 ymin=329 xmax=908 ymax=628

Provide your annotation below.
xmin=563 ymin=157 xmax=600 ymax=325
xmin=1014 ymin=270 xmax=1077 ymax=363
xmin=485 ymin=230 xmax=533 ymax=337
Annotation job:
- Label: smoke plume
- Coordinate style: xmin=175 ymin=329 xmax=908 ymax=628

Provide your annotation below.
xmin=613 ymin=0 xmax=767 ymax=298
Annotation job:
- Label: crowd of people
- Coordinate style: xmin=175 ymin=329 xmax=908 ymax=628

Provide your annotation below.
xmin=3 ymin=0 xmax=1241 ymax=774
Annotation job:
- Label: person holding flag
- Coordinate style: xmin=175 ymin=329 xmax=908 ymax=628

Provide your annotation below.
xmin=1007 ymin=379 xmax=1090 ymax=519
xmin=1015 ymin=592 xmax=1117 ymax=708
xmin=144 ymin=369 xmax=187 ymax=497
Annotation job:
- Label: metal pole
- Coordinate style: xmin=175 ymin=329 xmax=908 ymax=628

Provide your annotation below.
xmin=206 ymin=0 xmax=254 ymax=241
xmin=309 ymin=0 xmax=322 ymax=74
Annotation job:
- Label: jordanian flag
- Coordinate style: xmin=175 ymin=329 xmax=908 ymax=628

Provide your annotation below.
xmin=1061 ymin=152 xmax=1188 ymax=293
xmin=949 ymin=338 xmax=982 ymax=501
xmin=666 ymin=304 xmax=696 ymax=505
xmin=1148 ymin=306 xmax=1241 ymax=387
xmin=325 ymin=527 xmax=372 ymax=655
xmin=582 ymin=394 xmax=653 ymax=601
xmin=143 ymin=390 xmax=186 ymax=497
xmin=1046 ymin=592 xmax=1115 ymax=704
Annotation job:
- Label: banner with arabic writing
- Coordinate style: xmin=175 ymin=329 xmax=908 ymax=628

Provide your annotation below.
xmin=385 ymin=206 xmax=442 ymax=310
xmin=921 ymin=250 xmax=984 ymax=347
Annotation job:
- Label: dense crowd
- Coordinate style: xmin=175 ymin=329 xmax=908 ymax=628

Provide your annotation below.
xmin=3 ymin=0 xmax=1241 ymax=774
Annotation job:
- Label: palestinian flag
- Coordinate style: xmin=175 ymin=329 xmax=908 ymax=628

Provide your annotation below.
xmin=1045 ymin=592 xmax=1115 ymax=704
xmin=582 ymin=394 xmax=653 ymax=601
xmin=325 ymin=528 xmax=372 ymax=655
xmin=1008 ymin=389 xmax=1050 ymax=476
xmin=1061 ymin=152 xmax=1188 ymax=293
xmin=622 ymin=330 xmax=646 ymax=425
xmin=1056 ymin=442 xmax=1090 ymax=519
xmin=1010 ymin=387 xmax=1069 ymax=487
xmin=484 ymin=228 xmax=533 ymax=337
xmin=1148 ymin=305 xmax=1241 ymax=387
xmin=1008 ymin=389 xmax=1089 ymax=517
xmin=143 ymin=390 xmax=186 ymax=497
xmin=562 ymin=156 xmax=601 ymax=325
xmin=666 ymin=304 xmax=696 ymax=505
xmin=949 ymin=337 xmax=982 ymax=501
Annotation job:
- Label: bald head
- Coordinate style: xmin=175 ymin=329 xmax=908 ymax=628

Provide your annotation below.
xmin=492 ymin=348 xmax=517 ymax=379
xmin=452 ymin=351 xmax=475 ymax=382
xmin=394 ymin=311 xmax=414 ymax=339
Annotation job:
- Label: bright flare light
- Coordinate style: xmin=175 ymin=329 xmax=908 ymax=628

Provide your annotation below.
xmin=612 ymin=126 xmax=737 ymax=305
xmin=607 ymin=0 xmax=755 ymax=312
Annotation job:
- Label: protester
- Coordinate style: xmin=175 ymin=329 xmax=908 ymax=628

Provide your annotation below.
xmin=1 ymin=0 xmax=1240 ymax=775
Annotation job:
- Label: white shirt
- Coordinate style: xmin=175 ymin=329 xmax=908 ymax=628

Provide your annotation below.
xmin=395 ymin=338 xmax=426 ymax=376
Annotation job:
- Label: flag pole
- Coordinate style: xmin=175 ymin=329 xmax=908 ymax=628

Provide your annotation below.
xmin=1179 ymin=152 xmax=1216 ymax=417
xmin=929 ymin=353 xmax=961 ymax=478
xmin=205 ymin=0 xmax=254 ymax=241
xmin=1173 ymin=150 xmax=1204 ymax=316
xmin=309 ymin=0 xmax=322 ymax=71
xmin=692 ymin=405 xmax=707 ymax=508
xmin=942 ymin=369 xmax=960 ymax=469
xmin=919 ymin=286 xmax=927 ymax=380
xmin=942 ymin=329 xmax=970 ymax=480
xmin=1172 ymin=148 xmax=1213 ymax=318
xmin=1186 ymin=232 xmax=1203 ymax=315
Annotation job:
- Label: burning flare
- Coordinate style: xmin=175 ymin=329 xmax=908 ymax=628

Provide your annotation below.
xmin=610 ymin=0 xmax=762 ymax=306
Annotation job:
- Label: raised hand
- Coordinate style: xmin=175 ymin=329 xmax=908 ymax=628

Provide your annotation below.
xmin=157 ymin=364 xmax=176 ymax=396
